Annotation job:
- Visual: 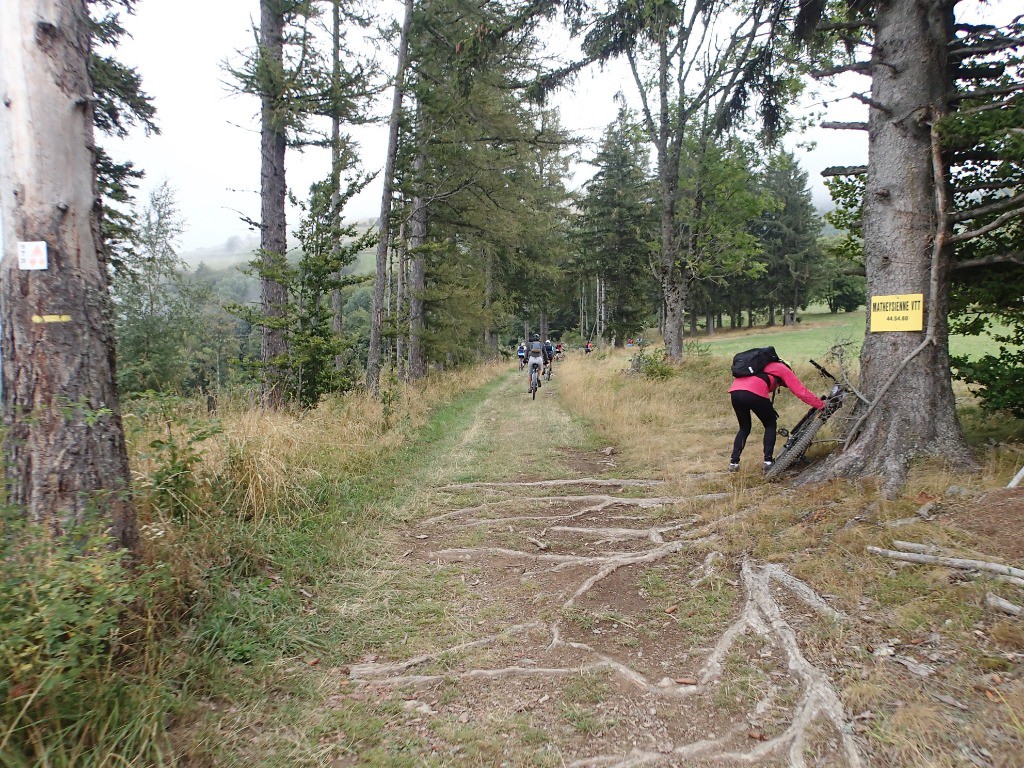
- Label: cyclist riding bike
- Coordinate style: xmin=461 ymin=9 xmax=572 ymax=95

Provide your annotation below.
xmin=517 ymin=342 xmax=527 ymax=370
xmin=543 ymin=338 xmax=555 ymax=378
xmin=525 ymin=334 xmax=549 ymax=392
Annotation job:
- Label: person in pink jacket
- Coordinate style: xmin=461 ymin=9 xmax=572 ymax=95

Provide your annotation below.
xmin=728 ymin=360 xmax=824 ymax=472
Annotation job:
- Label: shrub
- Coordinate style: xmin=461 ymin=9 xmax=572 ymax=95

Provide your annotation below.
xmin=629 ymin=347 xmax=675 ymax=380
xmin=0 ymin=510 xmax=174 ymax=766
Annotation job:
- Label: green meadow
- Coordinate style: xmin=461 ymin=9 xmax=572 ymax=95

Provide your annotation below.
xmin=689 ymin=307 xmax=1013 ymax=363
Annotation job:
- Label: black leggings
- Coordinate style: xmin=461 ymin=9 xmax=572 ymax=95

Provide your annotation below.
xmin=730 ymin=390 xmax=777 ymax=463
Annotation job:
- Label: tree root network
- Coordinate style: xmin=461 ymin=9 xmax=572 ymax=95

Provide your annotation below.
xmin=350 ymin=477 xmax=863 ymax=767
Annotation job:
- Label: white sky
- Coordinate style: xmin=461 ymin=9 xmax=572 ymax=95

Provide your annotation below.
xmin=108 ymin=0 xmax=1013 ymax=252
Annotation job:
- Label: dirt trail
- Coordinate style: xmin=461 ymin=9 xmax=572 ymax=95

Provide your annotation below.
xmin=347 ymin=368 xmax=863 ymax=767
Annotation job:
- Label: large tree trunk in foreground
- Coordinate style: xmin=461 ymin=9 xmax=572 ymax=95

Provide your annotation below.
xmin=0 ymin=0 xmax=135 ymax=548
xmin=259 ymin=0 xmax=288 ymax=409
xmin=802 ymin=0 xmax=974 ymax=495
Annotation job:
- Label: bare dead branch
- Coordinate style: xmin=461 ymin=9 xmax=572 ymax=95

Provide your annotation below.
xmin=812 ymin=62 xmax=871 ymax=78
xmin=952 ymin=252 xmax=1024 ymax=271
xmin=950 ymin=192 xmax=1024 ymax=223
xmin=949 ymin=83 xmax=1024 ymax=102
xmin=820 ymin=121 xmax=868 ymax=131
xmin=821 ymin=165 xmax=868 ymax=177
xmin=949 ymin=203 xmax=1024 ymax=244
xmin=950 ymin=39 xmax=1024 ymax=59
xmin=852 ymin=91 xmax=892 ymax=114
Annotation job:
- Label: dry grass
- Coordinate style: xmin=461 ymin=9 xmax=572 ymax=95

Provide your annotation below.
xmin=556 ymin=348 xmax=847 ymax=481
xmin=553 ymin=346 xmax=1024 ymax=767
xmin=126 ymin=364 xmax=506 ymax=531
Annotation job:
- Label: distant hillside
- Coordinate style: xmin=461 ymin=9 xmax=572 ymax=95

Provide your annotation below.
xmin=180 ymin=218 xmax=378 ymax=271
xmin=180 ymin=234 xmax=260 ymax=270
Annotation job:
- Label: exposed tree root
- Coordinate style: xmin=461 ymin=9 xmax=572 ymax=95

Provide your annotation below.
xmin=442 ymin=478 xmax=665 ymax=490
xmin=420 ymin=494 xmax=690 ymax=527
xmin=351 ymin=479 xmax=862 ymax=766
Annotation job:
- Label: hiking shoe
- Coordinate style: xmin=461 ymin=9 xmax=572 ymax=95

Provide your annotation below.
xmin=762 ymin=460 xmax=774 ymax=472
xmin=728 ymin=463 xmax=740 ymax=472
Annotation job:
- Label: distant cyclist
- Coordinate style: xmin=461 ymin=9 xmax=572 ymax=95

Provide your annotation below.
xmin=543 ymin=338 xmax=555 ymax=377
xmin=517 ymin=341 xmax=527 ymax=370
xmin=525 ymin=334 xmax=549 ymax=392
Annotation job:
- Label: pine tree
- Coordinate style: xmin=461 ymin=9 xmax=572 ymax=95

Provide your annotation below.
xmin=752 ymin=151 xmax=823 ymax=324
xmin=112 ymin=183 xmax=213 ymax=394
xmin=576 ymin=106 xmax=658 ymax=345
xmin=796 ymin=1 xmax=1022 ymax=490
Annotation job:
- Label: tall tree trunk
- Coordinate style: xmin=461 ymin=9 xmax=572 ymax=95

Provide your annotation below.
xmin=366 ymin=0 xmax=413 ymax=393
xmin=0 ymin=0 xmax=135 ymax=548
xmin=407 ymin=153 xmax=427 ymax=380
xmin=395 ymin=221 xmax=407 ymax=380
xmin=484 ymin=249 xmax=498 ymax=358
xmin=802 ymin=0 xmax=974 ymax=495
xmin=579 ymin=285 xmax=585 ymax=342
xmin=259 ymin=0 xmax=288 ymax=409
xmin=658 ymin=200 xmax=685 ymax=359
xmin=384 ymin=236 xmax=394 ymax=369
xmin=330 ymin=0 xmax=344 ymax=370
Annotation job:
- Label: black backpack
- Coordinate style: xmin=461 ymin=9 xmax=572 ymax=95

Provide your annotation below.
xmin=731 ymin=347 xmax=787 ymax=388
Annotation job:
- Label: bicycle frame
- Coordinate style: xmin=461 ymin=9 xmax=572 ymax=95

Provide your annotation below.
xmin=765 ymin=360 xmax=848 ymax=480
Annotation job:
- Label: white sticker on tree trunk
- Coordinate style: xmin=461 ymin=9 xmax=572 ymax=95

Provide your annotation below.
xmin=17 ymin=241 xmax=48 ymax=270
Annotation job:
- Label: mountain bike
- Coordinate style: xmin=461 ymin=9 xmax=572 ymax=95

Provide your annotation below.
xmin=528 ymin=361 xmax=542 ymax=400
xmin=763 ymin=360 xmax=849 ymax=481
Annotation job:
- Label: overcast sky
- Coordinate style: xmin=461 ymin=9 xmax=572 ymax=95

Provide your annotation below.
xmin=108 ymin=1 xmax=1012 ymax=253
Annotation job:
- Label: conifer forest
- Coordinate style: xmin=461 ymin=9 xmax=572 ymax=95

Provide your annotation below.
xmin=1 ymin=1 xmax=1023 ymax=766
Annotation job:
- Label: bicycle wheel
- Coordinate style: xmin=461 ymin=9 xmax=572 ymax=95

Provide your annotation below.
xmin=545 ymin=365 xmax=552 ymax=381
xmin=531 ymin=369 xmax=539 ymax=400
xmin=764 ymin=416 xmax=825 ymax=481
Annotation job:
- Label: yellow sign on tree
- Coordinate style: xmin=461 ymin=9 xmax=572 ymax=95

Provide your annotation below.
xmin=870 ymin=293 xmax=924 ymax=332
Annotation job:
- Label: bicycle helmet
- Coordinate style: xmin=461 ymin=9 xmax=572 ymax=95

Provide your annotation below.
xmin=531 ymin=333 xmax=540 ymax=342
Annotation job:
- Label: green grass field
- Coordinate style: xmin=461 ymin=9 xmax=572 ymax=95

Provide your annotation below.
xmin=690 ymin=307 xmax=1012 ymax=364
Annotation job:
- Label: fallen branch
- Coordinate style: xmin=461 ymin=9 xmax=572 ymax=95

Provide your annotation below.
xmin=866 ymin=546 xmax=1024 ymax=580
xmin=985 ymin=592 xmax=1022 ymax=616
xmin=1008 ymin=465 xmax=1024 ymax=489
xmin=892 ymin=540 xmax=938 ymax=554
